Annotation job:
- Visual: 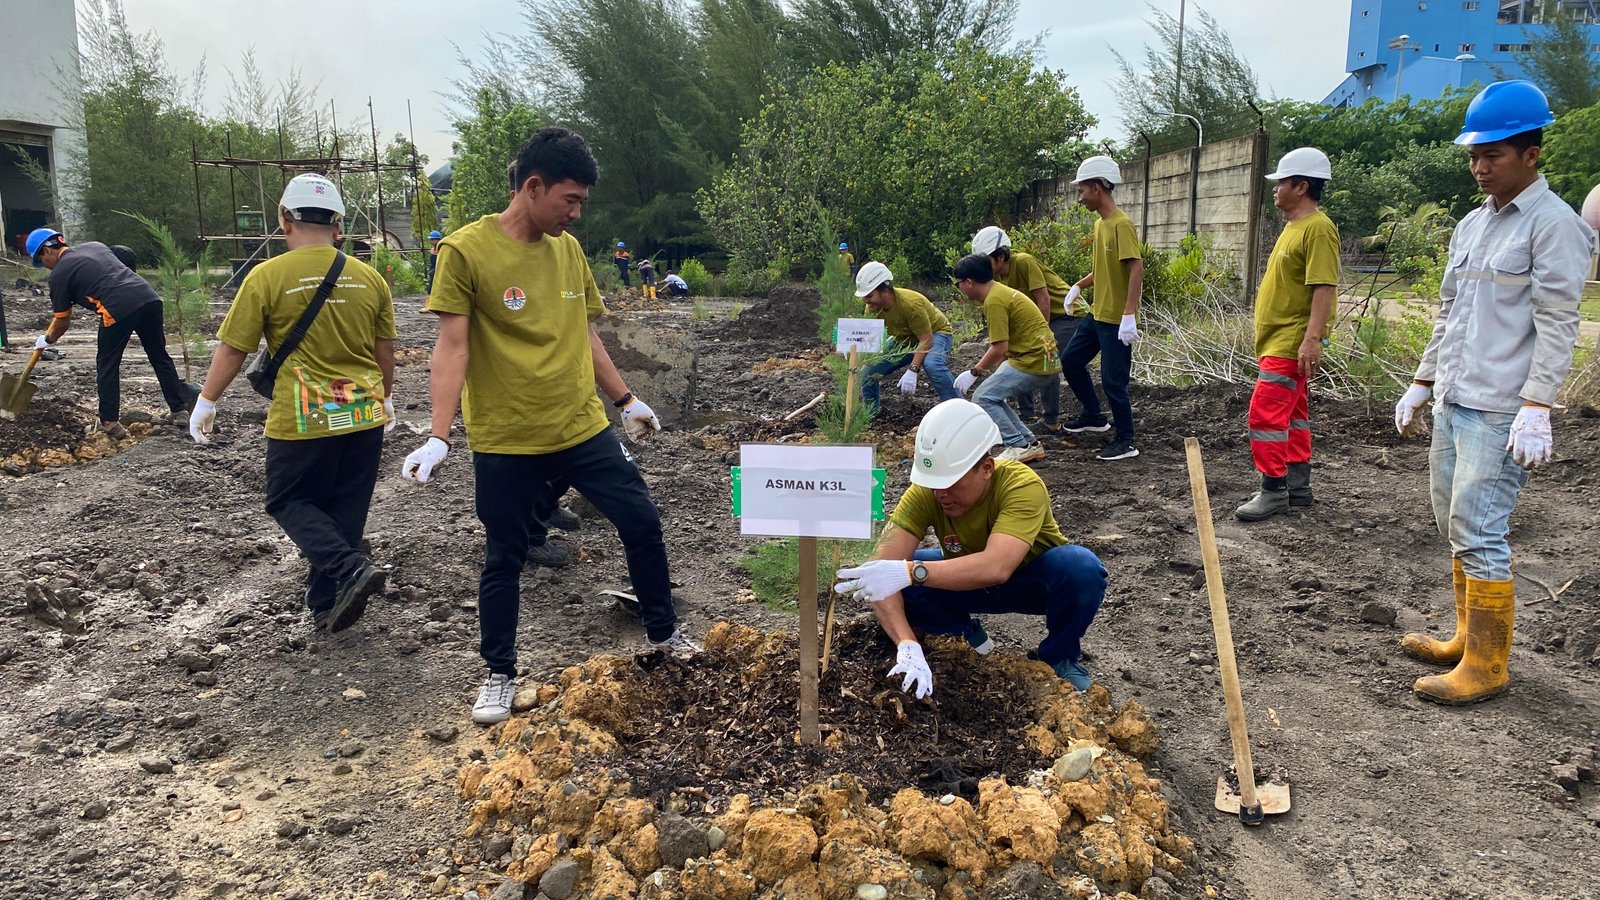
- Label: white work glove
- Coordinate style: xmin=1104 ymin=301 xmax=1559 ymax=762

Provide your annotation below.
xmin=620 ymin=397 xmax=661 ymax=443
xmin=188 ymin=396 xmax=217 ymax=445
xmin=1507 ymin=405 xmax=1553 ymax=469
xmin=1065 ymin=285 xmax=1082 ymax=311
xmin=834 ymin=559 xmax=912 ymax=603
xmin=953 ymin=370 xmax=977 ymax=397
xmin=401 ymin=437 xmax=449 ymax=484
xmin=888 ymin=641 xmax=933 ymax=700
xmin=1118 ymin=314 xmax=1139 ymax=346
xmin=897 ymin=369 xmax=918 ymax=395
xmin=382 ymin=396 xmax=396 ymax=435
xmin=1394 ymin=383 xmax=1431 ymax=434
xmin=33 ymin=334 xmax=49 ymax=350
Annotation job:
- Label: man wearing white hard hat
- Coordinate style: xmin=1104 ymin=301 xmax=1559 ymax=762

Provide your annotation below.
xmin=833 ymin=399 xmax=1108 ymax=697
xmin=1059 ymin=155 xmax=1143 ymax=461
xmin=189 ymin=173 xmax=396 ymax=633
xmin=854 ymin=261 xmax=959 ymax=409
xmin=1234 ymin=147 xmax=1340 ymax=522
xmin=1393 ymin=80 xmax=1596 ymax=705
xmin=970 ymin=225 xmax=1075 ymax=431
xmin=950 ymin=253 xmax=1060 ymax=464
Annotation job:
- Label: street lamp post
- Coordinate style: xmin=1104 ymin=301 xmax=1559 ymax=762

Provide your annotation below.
xmin=1388 ymin=33 xmax=1420 ymax=102
xmin=1155 ymin=109 xmax=1203 ymax=236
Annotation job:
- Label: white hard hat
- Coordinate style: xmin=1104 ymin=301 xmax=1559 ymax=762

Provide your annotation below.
xmin=970 ymin=225 xmax=1011 ymax=257
xmin=1071 ymin=155 xmax=1122 ymax=186
xmin=911 ymin=399 xmax=1001 ymax=490
xmin=854 ymin=261 xmax=893 ymax=297
xmin=279 ymin=173 xmax=346 ymax=218
xmin=1266 ymin=147 xmax=1332 ymax=182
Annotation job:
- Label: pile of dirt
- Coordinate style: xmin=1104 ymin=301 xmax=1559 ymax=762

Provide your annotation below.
xmin=0 ymin=398 xmax=140 ymax=474
xmin=454 ymin=620 xmax=1200 ymax=899
xmin=715 ymin=286 xmax=823 ymax=346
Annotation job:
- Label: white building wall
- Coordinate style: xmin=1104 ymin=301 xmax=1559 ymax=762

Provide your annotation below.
xmin=0 ymin=0 xmax=85 ymax=240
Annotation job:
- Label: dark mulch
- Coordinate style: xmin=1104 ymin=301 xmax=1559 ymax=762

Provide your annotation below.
xmin=0 ymin=397 xmax=93 ymax=458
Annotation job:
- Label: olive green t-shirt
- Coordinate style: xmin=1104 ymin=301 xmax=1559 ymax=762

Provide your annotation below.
xmin=983 ymin=282 xmax=1061 ymax=376
xmin=1090 ymin=211 xmax=1142 ymax=325
xmin=425 ymin=215 xmax=609 ymax=454
xmin=870 ymin=287 xmax=951 ymax=347
xmin=1254 ymin=210 xmax=1341 ymax=359
xmin=218 ymin=245 xmax=395 ymax=441
xmin=888 ymin=460 xmax=1068 ymax=565
xmin=1002 ymin=251 xmax=1070 ymax=319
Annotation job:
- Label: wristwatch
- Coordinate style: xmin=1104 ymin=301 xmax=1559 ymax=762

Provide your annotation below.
xmin=910 ymin=364 xmax=922 ymax=374
xmin=911 ymin=561 xmax=930 ymax=585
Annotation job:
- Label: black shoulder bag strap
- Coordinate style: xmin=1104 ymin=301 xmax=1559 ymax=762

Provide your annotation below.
xmin=271 ymin=250 xmax=346 ymax=370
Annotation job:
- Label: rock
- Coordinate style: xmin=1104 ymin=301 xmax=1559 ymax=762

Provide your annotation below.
xmin=488 ymin=881 xmax=529 ymax=900
xmin=1053 ymin=748 xmax=1094 ymax=783
xmin=856 ymin=885 xmax=889 ymax=900
xmin=81 ymin=800 xmax=108 ymax=820
xmin=512 ymin=687 xmax=542 ymax=713
xmin=191 ymin=671 xmax=218 ymax=687
xmin=425 ymin=724 xmax=459 ymax=742
xmin=275 ymin=820 xmax=308 ymax=839
xmin=1553 ymin=763 xmax=1582 ymax=794
xmin=32 ymin=822 xmax=60 ymax=841
xmin=324 ymin=815 xmax=361 ymax=835
xmin=331 ymin=762 xmax=353 ymax=776
xmin=1290 ymin=574 xmax=1323 ymax=591
xmin=104 ymin=733 xmax=135 ymax=753
xmin=170 ymin=649 xmax=214 ymax=672
xmin=1140 ymin=877 xmax=1179 ymax=900
xmin=138 ymin=755 xmax=173 ymax=774
xmin=342 ymin=688 xmax=367 ymax=701
xmin=484 ymin=832 xmax=515 ymax=861
xmin=1107 ymin=702 xmax=1160 ymax=759
xmin=66 ymin=847 xmax=97 ymax=864
xmin=705 ymin=825 xmax=726 ymax=852
xmin=681 ymin=857 xmax=756 ymax=900
xmin=657 ymin=812 xmax=709 ymax=868
xmin=337 ymin=741 xmax=365 ymax=758
xmin=539 ymin=857 xmax=580 ymax=900
xmin=981 ymin=861 xmax=1065 ymax=899
xmin=1359 ymin=602 xmax=1397 ymax=626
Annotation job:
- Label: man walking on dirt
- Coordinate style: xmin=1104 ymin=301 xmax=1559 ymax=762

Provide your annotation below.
xmin=1058 ymin=155 xmax=1144 ymax=461
xmin=187 ymin=174 xmax=396 ymax=633
xmin=1235 ymin=148 xmax=1340 ymax=521
xmin=1393 ymin=81 xmax=1596 ymax=705
xmin=614 ymin=242 xmax=631 ymax=287
xmin=834 ymin=398 xmax=1107 ymax=696
xmin=951 ymin=253 xmax=1060 ymax=464
xmin=971 ymin=226 xmax=1075 ymax=433
xmin=25 ymin=227 xmax=200 ymax=436
xmin=854 ymin=261 xmax=958 ymax=410
xmin=399 ymin=127 xmax=695 ymax=726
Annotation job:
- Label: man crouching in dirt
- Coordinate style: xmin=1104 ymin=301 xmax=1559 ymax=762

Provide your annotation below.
xmin=188 ymin=174 xmax=396 ymax=633
xmin=833 ymin=399 xmax=1108 ymax=698
xmin=399 ymin=127 xmax=697 ymax=726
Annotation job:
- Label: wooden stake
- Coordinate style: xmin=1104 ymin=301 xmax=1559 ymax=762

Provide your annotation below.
xmin=1183 ymin=437 xmax=1263 ymax=823
xmin=844 ymin=346 xmax=860 ymax=430
xmin=797 ymin=536 xmax=821 ymax=745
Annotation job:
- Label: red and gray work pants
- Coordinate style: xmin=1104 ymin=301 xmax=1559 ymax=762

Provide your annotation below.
xmin=1248 ymin=356 xmax=1310 ymax=478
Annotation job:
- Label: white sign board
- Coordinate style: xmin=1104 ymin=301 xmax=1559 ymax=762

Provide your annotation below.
xmin=739 ymin=443 xmax=875 ymax=540
xmin=835 ymin=317 xmax=885 ymax=354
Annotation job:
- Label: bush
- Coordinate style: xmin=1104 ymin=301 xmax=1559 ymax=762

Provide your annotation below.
xmin=590 ymin=254 xmax=622 ymax=293
xmin=678 ymin=258 xmax=712 ymax=295
xmin=1140 ymin=233 xmax=1240 ymax=310
xmin=722 ymin=253 xmax=782 ymax=297
xmin=370 ymin=245 xmax=427 ymax=296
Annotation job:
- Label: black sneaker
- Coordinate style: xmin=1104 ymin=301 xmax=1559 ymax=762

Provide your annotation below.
xmin=549 ymin=507 xmax=581 ymax=532
xmin=325 ymin=562 xmax=384 ymax=632
xmin=1096 ymin=439 xmax=1140 ymax=461
xmin=1062 ymin=415 xmax=1111 ymax=434
xmin=526 ymin=540 xmax=571 ymax=568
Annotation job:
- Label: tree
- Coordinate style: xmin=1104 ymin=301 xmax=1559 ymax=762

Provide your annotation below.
xmin=1515 ymin=0 xmax=1600 ymax=114
xmin=1322 ymin=141 xmax=1478 ymax=241
xmin=1114 ymin=2 xmax=1261 ymax=154
xmin=449 ymin=86 xmax=544 ymax=221
xmin=1543 ymin=102 xmax=1600 ymax=209
xmin=698 ymin=0 xmax=788 ymax=162
xmin=781 ymin=0 xmax=1020 ymax=74
xmin=1269 ymin=92 xmax=1473 ymax=170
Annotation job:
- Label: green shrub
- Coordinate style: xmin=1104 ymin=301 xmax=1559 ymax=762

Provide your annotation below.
xmin=692 ymin=298 xmax=708 ymax=320
xmin=371 ymin=245 xmax=427 ymax=296
xmin=722 ymin=253 xmax=782 ymax=297
xmin=679 ymin=258 xmax=712 ymax=295
xmin=590 ymin=253 xmax=622 ymax=293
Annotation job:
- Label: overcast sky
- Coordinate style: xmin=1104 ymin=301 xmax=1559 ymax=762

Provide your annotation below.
xmin=113 ymin=0 xmax=1352 ymax=172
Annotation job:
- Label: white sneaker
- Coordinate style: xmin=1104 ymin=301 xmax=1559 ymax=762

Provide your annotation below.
xmin=646 ymin=629 xmax=702 ymax=659
xmin=472 ymin=673 xmax=516 ymax=725
xmin=998 ymin=443 xmax=1046 ymax=464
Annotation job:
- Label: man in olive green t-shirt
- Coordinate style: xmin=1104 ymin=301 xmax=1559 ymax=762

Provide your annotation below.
xmin=971 ymin=226 xmax=1076 ymax=430
xmin=398 ymin=128 xmax=694 ymax=726
xmin=1061 ymin=156 xmax=1144 ymax=461
xmin=832 ymin=399 xmax=1107 ymax=697
xmin=188 ymin=174 xmax=396 ymax=633
xmin=1236 ymin=148 xmax=1341 ymax=521
xmin=855 ymin=261 xmax=958 ymax=408
xmin=950 ymin=254 xmax=1060 ymax=464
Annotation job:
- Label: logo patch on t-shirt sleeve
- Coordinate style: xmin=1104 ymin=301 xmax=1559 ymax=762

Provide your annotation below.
xmin=503 ymin=287 xmax=527 ymax=311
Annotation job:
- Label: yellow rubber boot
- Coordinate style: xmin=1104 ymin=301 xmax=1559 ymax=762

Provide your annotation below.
xmin=1400 ymin=558 xmax=1467 ymax=665
xmin=1413 ymin=576 xmax=1513 ymax=705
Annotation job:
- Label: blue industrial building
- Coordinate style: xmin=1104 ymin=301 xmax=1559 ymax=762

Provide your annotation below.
xmin=1323 ymin=0 xmax=1600 ymax=107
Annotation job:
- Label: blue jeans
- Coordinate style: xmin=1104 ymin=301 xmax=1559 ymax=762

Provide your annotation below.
xmin=1062 ymin=319 xmax=1135 ymax=443
xmin=903 ymin=546 xmax=1107 ymax=666
xmin=1016 ymin=316 xmax=1080 ymax=424
xmin=862 ymin=332 xmax=958 ymax=409
xmin=474 ymin=428 xmax=677 ymax=674
xmin=1429 ymin=403 xmax=1528 ymax=581
xmin=973 ymin=362 xmax=1057 ymax=447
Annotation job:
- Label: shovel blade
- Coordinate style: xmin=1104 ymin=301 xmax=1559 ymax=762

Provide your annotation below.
xmin=1214 ymin=776 xmax=1292 ymax=816
xmin=0 ymin=372 xmax=35 ymax=419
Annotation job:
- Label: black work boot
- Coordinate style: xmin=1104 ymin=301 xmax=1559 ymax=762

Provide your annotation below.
xmin=1286 ymin=462 xmax=1312 ymax=507
xmin=1235 ymin=476 xmax=1290 ymax=522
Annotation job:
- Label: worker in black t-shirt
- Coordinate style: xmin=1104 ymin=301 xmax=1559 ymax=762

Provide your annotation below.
xmin=26 ymin=228 xmax=199 ymax=436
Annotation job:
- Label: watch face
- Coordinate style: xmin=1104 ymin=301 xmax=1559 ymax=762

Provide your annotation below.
xmin=913 ymin=563 xmax=929 ymax=583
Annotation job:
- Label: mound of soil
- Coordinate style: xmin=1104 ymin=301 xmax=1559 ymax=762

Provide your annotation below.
xmin=0 ymin=398 xmax=136 ymax=474
xmin=715 ymin=285 xmax=823 ymax=347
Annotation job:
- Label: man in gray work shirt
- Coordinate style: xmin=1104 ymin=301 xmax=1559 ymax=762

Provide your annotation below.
xmin=1393 ymin=80 xmax=1597 ymax=706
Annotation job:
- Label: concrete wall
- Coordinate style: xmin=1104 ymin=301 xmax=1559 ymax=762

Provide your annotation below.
xmin=1015 ymin=131 xmax=1270 ymax=296
xmin=0 ymin=0 xmax=85 ymax=244
xmin=592 ymin=313 xmax=697 ymax=429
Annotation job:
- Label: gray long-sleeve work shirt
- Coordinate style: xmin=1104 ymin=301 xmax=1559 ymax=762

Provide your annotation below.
xmin=1415 ymin=175 xmax=1597 ymax=413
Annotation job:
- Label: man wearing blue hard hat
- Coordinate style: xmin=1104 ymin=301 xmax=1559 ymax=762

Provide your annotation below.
xmin=25 ymin=226 xmax=199 ymax=436
xmin=1393 ymin=80 xmax=1598 ymax=705
xmin=426 ymin=229 xmax=443 ymax=293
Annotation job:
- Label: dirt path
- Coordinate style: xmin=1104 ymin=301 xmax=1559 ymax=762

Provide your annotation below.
xmin=0 ymin=288 xmax=1595 ymax=898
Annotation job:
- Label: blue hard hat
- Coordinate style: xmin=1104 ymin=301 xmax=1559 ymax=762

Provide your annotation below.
xmin=25 ymin=227 xmax=63 ymax=266
xmin=1455 ymin=80 xmax=1555 ymax=146
xmin=428 ymin=230 xmax=442 ymax=240
xmin=617 ymin=241 xmax=626 ymax=248
xmin=839 ymin=242 xmax=848 ymax=250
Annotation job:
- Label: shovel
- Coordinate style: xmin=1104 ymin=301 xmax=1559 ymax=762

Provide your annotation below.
xmin=1184 ymin=437 xmax=1292 ymax=825
xmin=0 ymin=347 xmax=44 ymax=420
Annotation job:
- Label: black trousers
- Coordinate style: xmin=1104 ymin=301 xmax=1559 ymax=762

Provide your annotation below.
xmin=264 ymin=428 xmax=384 ymax=613
xmin=474 ymin=428 xmax=676 ymax=674
xmin=96 ymin=301 xmax=190 ymax=423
